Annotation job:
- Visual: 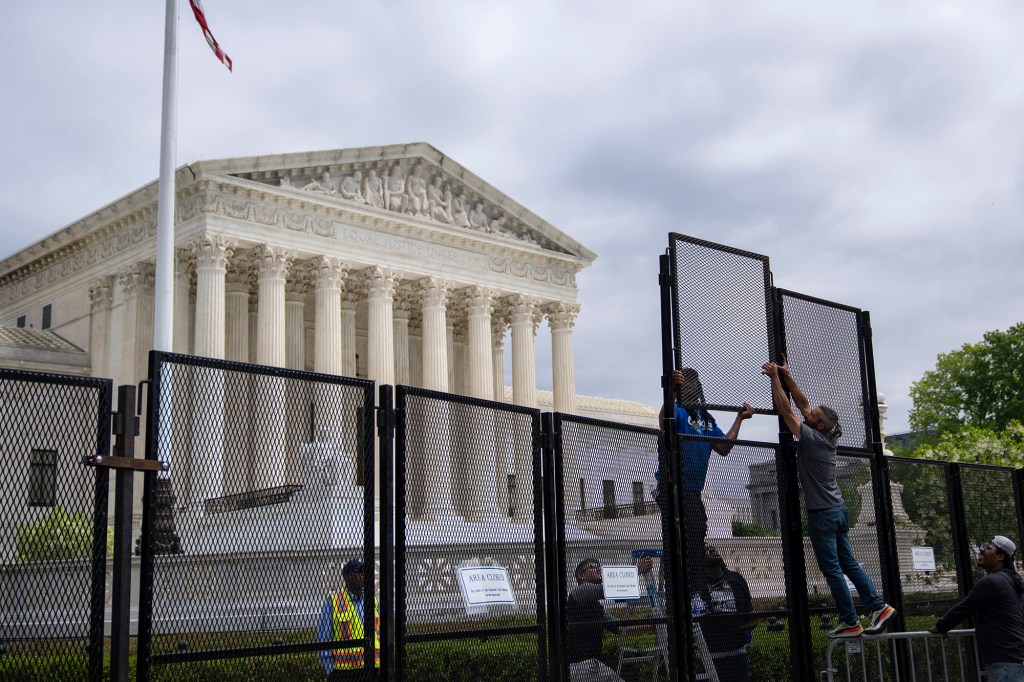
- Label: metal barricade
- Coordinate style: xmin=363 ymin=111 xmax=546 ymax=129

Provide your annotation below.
xmin=822 ymin=630 xmax=980 ymax=682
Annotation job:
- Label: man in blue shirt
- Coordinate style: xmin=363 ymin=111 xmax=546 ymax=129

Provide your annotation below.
xmin=658 ymin=368 xmax=754 ymax=594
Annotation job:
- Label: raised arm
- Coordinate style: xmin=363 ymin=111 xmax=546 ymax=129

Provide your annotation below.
xmin=777 ymin=355 xmax=812 ymax=417
xmin=763 ymin=362 xmax=802 ymax=435
xmin=712 ymin=402 xmax=754 ymax=456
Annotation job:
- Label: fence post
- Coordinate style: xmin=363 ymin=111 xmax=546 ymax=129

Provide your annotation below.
xmin=542 ymin=412 xmax=564 ymax=682
xmin=109 ymin=385 xmax=139 ymax=682
xmin=1014 ymin=469 xmax=1024 ymax=568
xmin=946 ymin=463 xmax=974 ymax=597
xmin=378 ymin=384 xmax=394 ymax=682
xmin=659 ymin=252 xmax=690 ymax=682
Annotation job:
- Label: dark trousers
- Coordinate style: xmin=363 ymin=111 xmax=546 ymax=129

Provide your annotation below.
xmin=656 ymin=485 xmax=709 ymax=594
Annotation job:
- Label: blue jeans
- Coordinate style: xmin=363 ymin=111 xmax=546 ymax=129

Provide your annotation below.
xmin=807 ymin=505 xmax=884 ymax=625
xmin=988 ymin=662 xmax=1024 ymax=682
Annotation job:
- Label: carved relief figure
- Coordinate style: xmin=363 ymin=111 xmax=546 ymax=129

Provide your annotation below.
xmin=280 ymin=174 xmax=295 ymax=188
xmin=386 ymin=165 xmax=406 ymax=212
xmin=339 ymin=171 xmax=364 ymax=203
xmin=427 ymin=176 xmax=451 ymax=222
xmin=451 ymin=191 xmax=469 ymax=227
xmin=303 ymin=171 xmax=335 ymax=194
xmin=405 ymin=164 xmax=428 ymax=217
xmin=362 ymin=169 xmax=384 ymax=208
xmin=488 ymin=215 xmax=506 ymax=235
xmin=469 ymin=202 xmax=489 ymax=230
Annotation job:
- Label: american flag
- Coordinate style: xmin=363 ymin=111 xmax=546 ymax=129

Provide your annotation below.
xmin=189 ymin=0 xmax=232 ymax=71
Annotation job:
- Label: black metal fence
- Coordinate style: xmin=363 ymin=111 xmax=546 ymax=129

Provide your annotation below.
xmin=393 ymin=386 xmax=546 ymax=682
xmin=136 ymin=352 xmax=376 ymax=682
xmin=0 ymin=369 xmax=111 ymax=682
xmin=4 ymin=232 xmax=1023 ymax=682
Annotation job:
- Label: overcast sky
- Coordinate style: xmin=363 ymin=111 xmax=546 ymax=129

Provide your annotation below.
xmin=2 ymin=1 xmax=1023 ymax=435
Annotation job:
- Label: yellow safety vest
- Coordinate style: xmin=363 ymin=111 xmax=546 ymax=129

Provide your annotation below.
xmin=330 ymin=589 xmax=380 ymax=669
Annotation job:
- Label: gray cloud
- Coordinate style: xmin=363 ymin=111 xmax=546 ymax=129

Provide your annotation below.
xmin=3 ymin=1 xmax=1024 ymax=434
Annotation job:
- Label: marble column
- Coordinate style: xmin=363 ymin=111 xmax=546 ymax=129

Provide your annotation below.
xmin=118 ymin=263 xmax=156 ymax=387
xmin=466 ymin=287 xmax=500 ymax=519
xmin=393 ymin=290 xmax=412 ymax=386
xmin=247 ymin=294 xmax=258 ymax=364
xmin=466 ymin=287 xmax=495 ymax=400
xmin=225 ymin=259 xmax=250 ymax=363
xmin=417 ymin=277 xmax=455 ymax=519
xmin=224 ymin=258 xmax=250 ymax=496
xmin=191 ymin=235 xmax=234 ymax=360
xmin=492 ymin=313 xmax=507 ymax=402
xmin=341 ymin=289 xmax=359 ymax=378
xmin=313 ymin=256 xmax=347 ymax=376
xmin=88 ymin=277 xmax=113 ymax=380
xmin=508 ymin=295 xmax=539 ymax=521
xmin=509 ymin=296 xmax=539 ymax=409
xmin=365 ymin=266 xmax=398 ymax=387
xmin=255 ymin=246 xmax=292 ymax=368
xmin=285 ymin=270 xmax=308 ymax=371
xmin=446 ymin=320 xmax=457 ymax=393
xmin=174 ymin=250 xmax=192 ymax=354
xmin=419 ymin=277 xmax=450 ymax=392
xmin=547 ymin=302 xmax=580 ymax=414
xmin=253 ymin=245 xmax=292 ymax=491
xmin=118 ymin=262 xmax=155 ymax=516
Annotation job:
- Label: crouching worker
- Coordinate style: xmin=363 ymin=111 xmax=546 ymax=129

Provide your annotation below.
xmin=317 ymin=558 xmax=380 ymax=679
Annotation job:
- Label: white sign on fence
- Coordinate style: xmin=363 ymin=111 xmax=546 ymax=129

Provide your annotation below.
xmin=458 ymin=566 xmax=517 ymax=609
xmin=602 ymin=565 xmax=642 ymax=600
xmin=912 ymin=546 xmax=937 ymax=571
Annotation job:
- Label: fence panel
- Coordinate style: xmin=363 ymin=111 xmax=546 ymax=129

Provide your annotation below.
xmin=959 ymin=464 xmax=1019 ymax=584
xmin=668 ymin=234 xmax=776 ymax=414
xmin=887 ymin=458 xmax=961 ymax=623
xmin=0 ymin=369 xmax=111 ymax=682
xmin=552 ymin=414 xmax=675 ymax=682
xmin=137 ymin=352 xmax=376 ymax=681
xmin=701 ymin=437 xmax=794 ymax=682
xmin=777 ymin=290 xmax=873 ymax=452
xmin=394 ymin=386 xmax=545 ymax=682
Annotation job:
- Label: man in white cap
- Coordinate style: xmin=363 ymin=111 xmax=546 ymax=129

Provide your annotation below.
xmin=929 ymin=535 xmax=1024 ymax=680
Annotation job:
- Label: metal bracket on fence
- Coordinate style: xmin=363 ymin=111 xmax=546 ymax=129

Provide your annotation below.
xmin=86 ymin=454 xmax=169 ymax=472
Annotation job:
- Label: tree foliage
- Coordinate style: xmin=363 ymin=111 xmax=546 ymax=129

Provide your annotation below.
xmin=908 ymin=322 xmax=1024 ymax=435
xmin=914 ymin=421 xmax=1024 ymax=467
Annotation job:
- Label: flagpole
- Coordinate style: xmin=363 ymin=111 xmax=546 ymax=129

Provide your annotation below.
xmin=153 ymin=0 xmax=178 ymax=352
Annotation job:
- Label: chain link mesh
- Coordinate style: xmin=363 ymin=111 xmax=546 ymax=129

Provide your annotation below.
xmin=395 ymin=387 xmax=545 ymax=679
xmin=140 ymin=353 xmax=375 ymax=679
xmin=886 ymin=458 xmax=960 ymax=620
xmin=960 ymin=465 xmax=1018 ymax=583
xmin=779 ymin=291 xmax=872 ymax=451
xmin=554 ymin=415 xmax=673 ymax=681
xmin=669 ymin=234 xmax=776 ymax=413
xmin=0 ymin=370 xmax=110 ymax=682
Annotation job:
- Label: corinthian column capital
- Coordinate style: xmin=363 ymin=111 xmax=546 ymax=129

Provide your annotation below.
xmin=544 ymin=301 xmax=580 ymax=331
xmin=253 ymin=244 xmax=293 ymax=281
xmin=419 ymin=277 xmax=450 ymax=308
xmin=89 ymin=277 xmax=113 ymax=312
xmin=118 ymin=262 xmax=156 ymax=298
xmin=190 ymin=234 xmax=236 ymax=270
xmin=311 ymin=256 xmax=349 ymax=292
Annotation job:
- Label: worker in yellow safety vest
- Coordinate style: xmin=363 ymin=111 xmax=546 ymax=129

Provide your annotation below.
xmin=317 ymin=558 xmax=380 ymax=679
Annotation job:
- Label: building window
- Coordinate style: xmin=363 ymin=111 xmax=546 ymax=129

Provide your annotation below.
xmin=602 ymin=479 xmax=616 ymax=519
xmin=579 ymin=478 xmax=586 ymax=511
xmin=632 ymin=481 xmax=645 ymax=515
xmin=28 ymin=449 xmax=58 ymax=507
xmin=16 ymin=315 xmax=26 ymax=328
xmin=507 ymin=474 xmax=516 ymax=517
xmin=41 ymin=304 xmax=52 ymax=330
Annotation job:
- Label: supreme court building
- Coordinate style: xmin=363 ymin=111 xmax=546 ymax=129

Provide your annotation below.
xmin=0 ymin=143 xmax=658 ymax=526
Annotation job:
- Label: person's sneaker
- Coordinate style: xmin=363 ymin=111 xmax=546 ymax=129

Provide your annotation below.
xmin=864 ymin=604 xmax=896 ymax=635
xmin=827 ymin=622 xmax=864 ymax=638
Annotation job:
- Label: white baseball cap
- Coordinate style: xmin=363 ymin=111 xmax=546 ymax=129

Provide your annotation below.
xmin=991 ymin=535 xmax=1016 ymax=556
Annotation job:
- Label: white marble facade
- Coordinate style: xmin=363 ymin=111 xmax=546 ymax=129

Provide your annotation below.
xmin=0 ymin=145 xmax=668 ymax=515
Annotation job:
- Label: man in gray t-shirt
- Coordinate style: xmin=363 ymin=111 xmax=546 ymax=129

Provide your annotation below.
xmin=763 ymin=356 xmax=896 ymax=638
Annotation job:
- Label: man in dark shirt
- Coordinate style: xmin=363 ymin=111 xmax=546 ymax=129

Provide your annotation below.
xmin=929 ymin=535 xmax=1024 ymax=680
xmin=699 ymin=545 xmax=755 ymax=682
xmin=566 ymin=556 xmax=653 ymax=682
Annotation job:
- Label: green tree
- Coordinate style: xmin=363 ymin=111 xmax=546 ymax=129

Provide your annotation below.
xmin=908 ymin=322 xmax=1024 ymax=435
xmin=914 ymin=421 xmax=1024 ymax=467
